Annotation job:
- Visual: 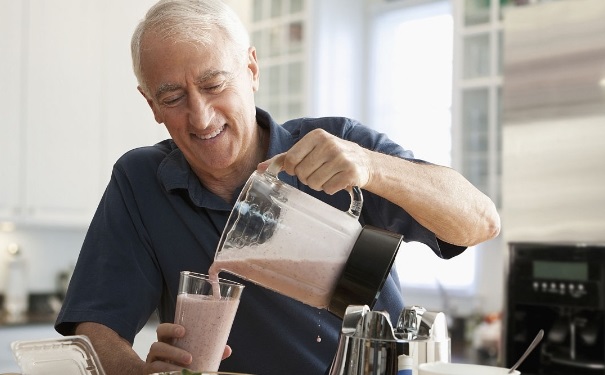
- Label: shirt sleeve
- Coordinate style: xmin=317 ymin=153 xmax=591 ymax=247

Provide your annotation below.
xmin=55 ymin=154 xmax=164 ymax=343
xmin=339 ymin=118 xmax=468 ymax=259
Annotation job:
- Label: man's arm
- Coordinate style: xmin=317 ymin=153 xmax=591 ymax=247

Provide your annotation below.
xmin=76 ymin=322 xmax=146 ymax=374
xmin=260 ymin=129 xmax=500 ymax=247
xmin=75 ymin=322 xmax=191 ymax=375
xmin=363 ymin=150 xmax=500 ymax=246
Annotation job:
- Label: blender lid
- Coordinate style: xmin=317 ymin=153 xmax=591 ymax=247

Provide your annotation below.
xmin=329 ymin=225 xmax=403 ymax=318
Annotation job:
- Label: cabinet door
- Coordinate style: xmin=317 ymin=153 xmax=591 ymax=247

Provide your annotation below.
xmin=23 ymin=0 xmax=104 ymax=224
xmin=99 ymin=0 xmax=169 ymax=185
xmin=0 ymin=1 xmax=24 ymax=219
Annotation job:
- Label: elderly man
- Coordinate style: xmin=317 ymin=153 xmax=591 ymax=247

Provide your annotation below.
xmin=55 ymin=0 xmax=500 ymax=374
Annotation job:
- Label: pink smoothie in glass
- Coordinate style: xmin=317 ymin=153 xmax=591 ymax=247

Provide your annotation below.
xmin=173 ymin=293 xmax=240 ymax=372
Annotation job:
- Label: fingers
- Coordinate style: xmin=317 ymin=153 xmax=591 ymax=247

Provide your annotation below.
xmin=145 ymin=323 xmax=192 ymax=369
xmin=156 ymin=323 xmax=185 ymax=343
xmin=145 ymin=340 xmax=192 ymax=368
xmin=144 ymin=324 xmax=233 ymax=373
xmin=223 ymin=345 xmax=233 ymax=360
xmin=258 ymin=129 xmax=370 ymax=194
xmin=257 ymin=153 xmax=286 ymax=174
xmin=280 ymin=130 xmax=369 ymax=193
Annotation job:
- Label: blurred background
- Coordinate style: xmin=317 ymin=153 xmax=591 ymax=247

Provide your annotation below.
xmin=1 ymin=0 xmax=604 ymax=373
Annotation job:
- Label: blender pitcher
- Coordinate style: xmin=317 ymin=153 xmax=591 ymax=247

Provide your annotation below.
xmin=212 ymin=160 xmax=403 ymax=318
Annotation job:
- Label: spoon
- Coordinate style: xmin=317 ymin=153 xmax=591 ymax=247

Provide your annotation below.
xmin=508 ymin=329 xmax=544 ymax=374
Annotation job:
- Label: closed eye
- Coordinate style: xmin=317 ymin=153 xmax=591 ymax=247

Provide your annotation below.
xmin=205 ymin=82 xmax=226 ymax=93
xmin=161 ymin=94 xmax=185 ymax=107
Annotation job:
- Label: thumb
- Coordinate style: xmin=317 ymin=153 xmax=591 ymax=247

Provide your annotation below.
xmin=257 ymin=152 xmax=286 ymax=174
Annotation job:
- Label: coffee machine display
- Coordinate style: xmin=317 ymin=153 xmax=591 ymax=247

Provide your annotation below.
xmin=504 ymin=243 xmax=605 ymax=375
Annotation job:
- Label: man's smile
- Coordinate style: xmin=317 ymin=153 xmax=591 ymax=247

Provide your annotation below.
xmin=194 ymin=125 xmax=225 ymax=140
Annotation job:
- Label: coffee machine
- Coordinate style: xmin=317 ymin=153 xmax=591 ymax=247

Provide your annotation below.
xmin=504 ymin=243 xmax=605 ymax=374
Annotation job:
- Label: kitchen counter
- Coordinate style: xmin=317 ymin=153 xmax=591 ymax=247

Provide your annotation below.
xmin=1 ymin=312 xmax=487 ymax=372
xmin=0 ymin=311 xmax=58 ymax=327
xmin=0 ymin=293 xmax=60 ymax=327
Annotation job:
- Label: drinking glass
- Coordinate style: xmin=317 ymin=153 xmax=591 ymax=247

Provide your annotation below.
xmin=173 ymin=271 xmax=244 ymax=372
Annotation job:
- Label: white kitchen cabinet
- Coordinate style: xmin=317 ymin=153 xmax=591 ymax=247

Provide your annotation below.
xmin=22 ymin=0 xmax=105 ymax=225
xmin=98 ymin=0 xmax=170 ymax=183
xmin=452 ymin=0 xmax=504 ymax=208
xmin=249 ymin=0 xmax=307 ymax=123
xmin=0 ymin=1 xmax=25 ymax=220
xmin=0 ymin=0 xmax=168 ymax=228
xmin=247 ymin=0 xmax=365 ymax=123
xmin=2 ymin=0 xmax=361 ymax=227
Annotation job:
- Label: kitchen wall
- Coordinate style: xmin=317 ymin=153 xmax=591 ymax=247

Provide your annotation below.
xmin=502 ymin=115 xmax=605 ymax=244
xmin=0 ymin=227 xmax=85 ymax=294
xmin=501 ymin=0 xmax=605 ymax=244
xmin=0 ymin=0 xmax=159 ymax=299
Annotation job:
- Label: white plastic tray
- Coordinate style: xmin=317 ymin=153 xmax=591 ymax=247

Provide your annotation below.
xmin=11 ymin=335 xmax=105 ymax=375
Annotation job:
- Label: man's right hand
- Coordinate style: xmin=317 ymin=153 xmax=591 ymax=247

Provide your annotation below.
xmin=75 ymin=321 xmax=232 ymax=374
xmin=145 ymin=323 xmax=193 ymax=372
xmin=146 ymin=322 xmax=233 ymax=374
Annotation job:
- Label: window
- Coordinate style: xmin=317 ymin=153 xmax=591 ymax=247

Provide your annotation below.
xmin=367 ymin=1 xmax=476 ymax=291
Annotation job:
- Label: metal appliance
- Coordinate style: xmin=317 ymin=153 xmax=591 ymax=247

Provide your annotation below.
xmin=504 ymin=243 xmax=605 ymax=374
xmin=329 ymin=305 xmax=450 ymax=375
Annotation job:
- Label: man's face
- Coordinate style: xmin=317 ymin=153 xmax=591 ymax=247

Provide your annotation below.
xmin=138 ymin=30 xmax=260 ymax=178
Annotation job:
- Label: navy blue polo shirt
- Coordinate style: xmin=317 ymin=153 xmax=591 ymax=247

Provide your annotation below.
xmin=55 ymin=108 xmax=465 ymax=375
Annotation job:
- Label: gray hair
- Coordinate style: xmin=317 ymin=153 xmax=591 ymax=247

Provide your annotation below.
xmin=131 ymin=0 xmax=250 ymax=95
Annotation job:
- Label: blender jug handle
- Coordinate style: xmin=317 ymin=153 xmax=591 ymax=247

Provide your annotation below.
xmin=347 ymin=186 xmax=363 ymax=219
xmin=266 ymin=156 xmax=364 ymax=220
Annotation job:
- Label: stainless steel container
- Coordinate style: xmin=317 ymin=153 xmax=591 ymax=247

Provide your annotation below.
xmin=329 ymin=305 xmax=450 ymax=375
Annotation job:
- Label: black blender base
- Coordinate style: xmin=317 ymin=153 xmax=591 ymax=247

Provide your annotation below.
xmin=328 ymin=225 xmax=403 ymax=318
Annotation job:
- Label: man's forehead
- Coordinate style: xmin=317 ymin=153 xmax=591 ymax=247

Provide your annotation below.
xmin=139 ymin=39 xmax=239 ymax=97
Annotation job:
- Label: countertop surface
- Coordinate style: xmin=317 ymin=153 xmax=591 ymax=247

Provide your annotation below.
xmin=0 ymin=293 xmax=61 ymax=327
xmin=0 ymin=311 xmax=58 ymax=327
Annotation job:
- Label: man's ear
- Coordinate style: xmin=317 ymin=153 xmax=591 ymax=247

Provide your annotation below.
xmin=247 ymin=47 xmax=260 ymax=92
xmin=138 ymin=86 xmax=163 ymax=124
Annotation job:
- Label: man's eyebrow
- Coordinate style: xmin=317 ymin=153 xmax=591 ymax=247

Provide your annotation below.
xmin=154 ymin=70 xmax=232 ymax=99
xmin=155 ymin=83 xmax=182 ymax=100
xmin=196 ymin=69 xmax=230 ymax=83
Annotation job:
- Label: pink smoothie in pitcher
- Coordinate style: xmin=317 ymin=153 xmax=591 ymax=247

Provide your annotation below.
xmin=209 ymin=257 xmax=345 ymax=308
xmin=173 ymin=293 xmax=240 ymax=372
xmin=212 ymin=178 xmax=362 ymax=308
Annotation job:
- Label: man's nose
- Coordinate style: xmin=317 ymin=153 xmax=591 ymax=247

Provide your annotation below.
xmin=188 ymin=93 xmax=214 ymax=128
